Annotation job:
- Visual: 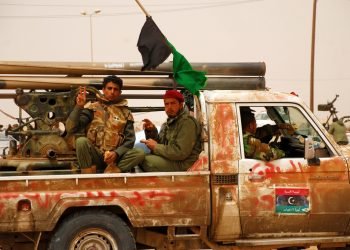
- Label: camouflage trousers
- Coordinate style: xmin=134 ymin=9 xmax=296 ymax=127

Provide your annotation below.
xmin=75 ymin=137 xmax=144 ymax=172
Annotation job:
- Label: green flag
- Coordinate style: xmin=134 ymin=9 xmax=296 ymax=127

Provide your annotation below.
xmin=137 ymin=17 xmax=207 ymax=95
xmin=167 ymin=41 xmax=207 ymax=96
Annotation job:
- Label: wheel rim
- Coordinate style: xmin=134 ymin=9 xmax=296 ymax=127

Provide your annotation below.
xmin=70 ymin=228 xmax=118 ymax=250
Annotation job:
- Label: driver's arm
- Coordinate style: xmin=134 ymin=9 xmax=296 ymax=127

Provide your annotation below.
xmin=245 ymin=135 xmax=285 ymax=161
xmin=278 ymin=123 xmax=295 ymax=135
xmin=256 ymin=123 xmax=295 ymax=142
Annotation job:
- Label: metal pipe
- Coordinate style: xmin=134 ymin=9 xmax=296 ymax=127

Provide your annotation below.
xmin=0 ymin=76 xmax=265 ymax=90
xmin=310 ymin=0 xmax=317 ymax=112
xmin=0 ymin=61 xmax=266 ymax=76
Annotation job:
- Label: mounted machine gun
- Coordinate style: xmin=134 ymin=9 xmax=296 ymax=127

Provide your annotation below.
xmin=318 ymin=94 xmax=350 ymax=130
xmin=318 ymin=94 xmax=339 ymax=130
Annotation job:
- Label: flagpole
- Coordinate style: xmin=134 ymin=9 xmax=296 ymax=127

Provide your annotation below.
xmin=135 ymin=0 xmax=150 ymax=17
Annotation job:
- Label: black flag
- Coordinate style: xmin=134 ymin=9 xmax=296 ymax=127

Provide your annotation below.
xmin=137 ymin=16 xmax=171 ymax=71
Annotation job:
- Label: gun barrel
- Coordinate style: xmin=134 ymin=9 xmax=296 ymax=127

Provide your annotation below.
xmin=0 ymin=76 xmax=265 ymax=91
xmin=0 ymin=61 xmax=266 ymax=76
xmin=318 ymin=104 xmax=332 ymax=111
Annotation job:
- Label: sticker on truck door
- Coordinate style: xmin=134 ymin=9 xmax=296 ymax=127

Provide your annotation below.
xmin=275 ymin=188 xmax=310 ymax=213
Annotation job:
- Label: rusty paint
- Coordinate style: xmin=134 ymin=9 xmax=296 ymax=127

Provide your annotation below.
xmin=209 ymin=103 xmax=240 ymax=173
xmin=0 ymin=203 xmax=4 ymax=215
xmin=238 ymin=155 xmax=350 ymax=235
xmin=0 ymin=174 xmax=210 ymax=231
xmin=212 ymin=103 xmax=235 ymax=158
xmin=187 ymin=153 xmax=209 ymax=171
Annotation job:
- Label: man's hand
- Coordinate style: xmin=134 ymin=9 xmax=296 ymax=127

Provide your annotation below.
xmin=104 ymin=150 xmax=117 ymax=165
xmin=140 ymin=139 xmax=157 ymax=150
xmin=278 ymin=123 xmax=295 ymax=135
xmin=76 ymin=86 xmax=86 ymax=108
xmin=142 ymin=119 xmax=155 ymax=131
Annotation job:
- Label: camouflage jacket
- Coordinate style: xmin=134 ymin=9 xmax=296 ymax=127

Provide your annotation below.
xmin=145 ymin=108 xmax=202 ymax=170
xmin=66 ymin=98 xmax=135 ymax=157
xmin=243 ymin=132 xmax=285 ymax=161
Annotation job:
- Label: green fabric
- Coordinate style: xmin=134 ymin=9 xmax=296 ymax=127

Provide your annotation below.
xmin=75 ymin=137 xmax=104 ymax=170
xmin=141 ymin=108 xmax=202 ymax=172
xmin=141 ymin=154 xmax=183 ymax=172
xmin=167 ymin=41 xmax=207 ymax=96
xmin=75 ymin=137 xmax=145 ymax=172
xmin=154 ymin=114 xmax=199 ymax=161
xmin=328 ymin=120 xmax=349 ymax=144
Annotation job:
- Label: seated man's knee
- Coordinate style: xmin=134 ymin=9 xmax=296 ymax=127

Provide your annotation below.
xmin=141 ymin=155 xmax=159 ymax=172
xmin=75 ymin=137 xmax=89 ymax=150
xmin=131 ymin=148 xmax=145 ymax=161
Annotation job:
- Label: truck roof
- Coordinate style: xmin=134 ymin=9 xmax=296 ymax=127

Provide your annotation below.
xmin=202 ymin=90 xmax=303 ymax=104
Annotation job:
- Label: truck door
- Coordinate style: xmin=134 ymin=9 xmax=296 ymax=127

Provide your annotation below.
xmin=238 ymin=104 xmax=350 ymax=237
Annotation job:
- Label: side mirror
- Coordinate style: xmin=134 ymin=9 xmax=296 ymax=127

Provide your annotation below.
xmin=304 ymin=136 xmax=320 ymax=166
xmin=304 ymin=136 xmax=315 ymax=159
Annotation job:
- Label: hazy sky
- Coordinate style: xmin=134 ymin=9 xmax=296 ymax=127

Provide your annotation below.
xmin=0 ymin=0 xmax=349 ymax=125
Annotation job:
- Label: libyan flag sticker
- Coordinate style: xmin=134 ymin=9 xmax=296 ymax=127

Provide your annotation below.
xmin=275 ymin=188 xmax=310 ymax=214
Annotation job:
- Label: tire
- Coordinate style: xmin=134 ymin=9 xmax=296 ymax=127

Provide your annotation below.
xmin=48 ymin=209 xmax=136 ymax=250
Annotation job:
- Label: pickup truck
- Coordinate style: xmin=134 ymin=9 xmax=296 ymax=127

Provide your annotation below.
xmin=0 ymin=61 xmax=349 ymax=250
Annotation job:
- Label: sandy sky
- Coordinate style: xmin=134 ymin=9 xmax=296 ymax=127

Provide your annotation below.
xmin=0 ymin=0 xmax=349 ymax=126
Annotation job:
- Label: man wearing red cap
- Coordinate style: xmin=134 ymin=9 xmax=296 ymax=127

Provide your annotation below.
xmin=140 ymin=90 xmax=202 ymax=171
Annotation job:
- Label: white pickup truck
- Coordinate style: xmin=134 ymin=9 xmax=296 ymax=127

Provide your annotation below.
xmin=0 ymin=61 xmax=349 ymax=250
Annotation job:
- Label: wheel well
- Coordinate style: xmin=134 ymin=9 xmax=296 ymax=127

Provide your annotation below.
xmin=52 ymin=205 xmax=132 ymax=233
xmin=47 ymin=207 xmax=136 ymax=250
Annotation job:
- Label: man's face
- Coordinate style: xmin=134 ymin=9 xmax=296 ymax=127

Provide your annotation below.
xmin=102 ymin=82 xmax=121 ymax=101
xmin=249 ymin=118 xmax=257 ymax=134
xmin=164 ymin=98 xmax=182 ymax=118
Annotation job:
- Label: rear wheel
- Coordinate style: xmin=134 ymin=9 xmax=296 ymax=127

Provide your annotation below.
xmin=48 ymin=209 xmax=136 ymax=250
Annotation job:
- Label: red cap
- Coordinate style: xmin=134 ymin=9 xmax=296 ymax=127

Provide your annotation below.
xmin=163 ymin=90 xmax=184 ymax=102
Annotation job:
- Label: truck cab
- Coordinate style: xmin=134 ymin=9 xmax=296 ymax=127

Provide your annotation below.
xmin=201 ymin=89 xmax=350 ymax=248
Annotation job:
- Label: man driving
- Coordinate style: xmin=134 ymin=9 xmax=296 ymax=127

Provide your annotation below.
xmin=241 ymin=107 xmax=285 ymax=161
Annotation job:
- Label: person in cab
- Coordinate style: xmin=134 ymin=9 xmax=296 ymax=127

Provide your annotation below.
xmin=241 ymin=108 xmax=285 ymax=161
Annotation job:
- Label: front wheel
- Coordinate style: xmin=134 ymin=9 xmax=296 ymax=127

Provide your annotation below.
xmin=48 ymin=209 xmax=136 ymax=250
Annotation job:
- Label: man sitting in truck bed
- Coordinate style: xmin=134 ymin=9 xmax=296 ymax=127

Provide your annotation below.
xmin=241 ymin=107 xmax=285 ymax=161
xmin=140 ymin=90 xmax=202 ymax=171
xmin=66 ymin=75 xmax=145 ymax=174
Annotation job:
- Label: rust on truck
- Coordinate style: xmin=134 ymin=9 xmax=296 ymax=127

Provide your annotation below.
xmin=0 ymin=61 xmax=350 ymax=249
xmin=0 ymin=172 xmax=210 ymax=232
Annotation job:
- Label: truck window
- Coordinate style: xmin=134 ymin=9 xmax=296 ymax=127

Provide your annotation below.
xmin=240 ymin=105 xmax=331 ymax=159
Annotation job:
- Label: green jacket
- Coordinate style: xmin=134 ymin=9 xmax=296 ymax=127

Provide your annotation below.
xmin=145 ymin=108 xmax=202 ymax=170
xmin=329 ymin=120 xmax=348 ymax=145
